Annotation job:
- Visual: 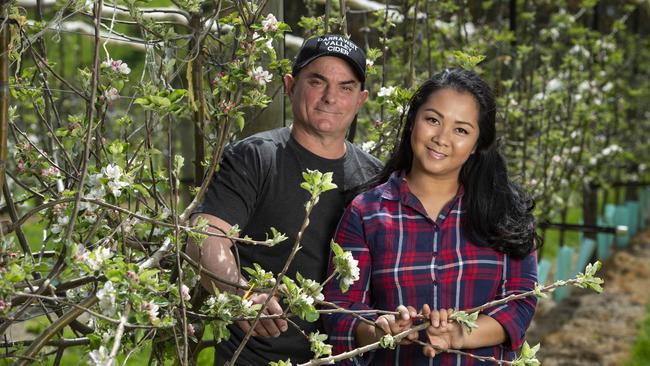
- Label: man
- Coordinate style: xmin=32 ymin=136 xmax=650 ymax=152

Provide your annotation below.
xmin=187 ymin=34 xmax=382 ymax=365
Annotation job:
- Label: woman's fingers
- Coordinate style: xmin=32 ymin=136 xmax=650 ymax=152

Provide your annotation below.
xmin=375 ymin=315 xmax=393 ymax=336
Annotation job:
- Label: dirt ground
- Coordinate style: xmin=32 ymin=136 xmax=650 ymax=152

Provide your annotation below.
xmin=527 ymin=227 xmax=650 ymax=366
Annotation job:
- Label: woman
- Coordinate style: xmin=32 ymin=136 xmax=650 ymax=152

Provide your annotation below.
xmin=323 ymin=68 xmax=540 ymax=365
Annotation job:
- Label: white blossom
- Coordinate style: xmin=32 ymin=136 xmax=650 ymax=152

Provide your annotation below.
xmin=297 ymin=292 xmax=315 ymax=306
xmin=74 ymin=244 xmax=89 ymax=262
xmin=103 ymin=59 xmax=131 ymax=75
xmin=377 ymin=86 xmax=395 ymax=97
xmin=366 ymin=59 xmax=374 ymax=67
xmin=50 ymin=216 xmax=70 ymax=234
xmin=108 ymin=180 xmax=129 ymax=197
xmin=86 ymin=246 xmax=112 ymax=271
xmin=569 ymin=44 xmax=590 ymax=58
xmin=265 ymin=38 xmax=274 ymax=51
xmin=387 ymin=10 xmax=404 ymax=23
xmin=181 ymin=284 xmax=191 ymax=302
xmin=301 ymin=278 xmax=325 ymax=301
xmin=249 ymin=66 xmax=272 ymax=86
xmin=96 ymin=281 xmax=117 ymax=316
xmin=602 ymin=144 xmax=622 ymax=156
xmin=102 ymin=164 xmax=122 ymax=181
xmin=339 ymin=251 xmax=360 ymax=290
xmin=361 ymin=140 xmax=376 ymax=153
xmin=142 ymin=301 xmax=160 ymax=323
xmin=552 ymin=155 xmax=562 ymax=163
xmin=261 ymin=13 xmax=279 ymax=32
xmin=89 ymin=345 xmax=112 ymax=366
xmin=102 ymin=164 xmax=130 ymax=197
xmin=463 ymin=22 xmax=476 ymax=36
xmin=104 ymin=88 xmax=119 ymax=102
xmin=602 ymin=82 xmax=614 ymax=93
xmin=253 ymin=32 xmax=274 ymax=51
xmin=578 ymin=80 xmax=593 ymax=93
xmin=547 ymin=78 xmax=563 ymax=92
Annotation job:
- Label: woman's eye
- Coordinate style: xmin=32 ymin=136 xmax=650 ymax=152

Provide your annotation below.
xmin=426 ymin=117 xmax=439 ymax=124
xmin=456 ymin=128 xmax=469 ymax=135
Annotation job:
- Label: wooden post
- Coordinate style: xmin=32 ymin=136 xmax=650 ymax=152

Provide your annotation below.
xmin=0 ymin=8 xmax=10 ymax=191
xmin=242 ymin=0 xmax=285 ymax=138
xmin=190 ymin=13 xmax=206 ymax=186
xmin=582 ymin=183 xmax=598 ymax=241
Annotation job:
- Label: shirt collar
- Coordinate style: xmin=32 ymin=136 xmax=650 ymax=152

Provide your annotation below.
xmin=380 ymin=170 xmax=465 ymax=219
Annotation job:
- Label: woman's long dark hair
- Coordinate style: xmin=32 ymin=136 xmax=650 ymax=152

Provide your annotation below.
xmin=368 ymin=68 xmax=541 ymax=259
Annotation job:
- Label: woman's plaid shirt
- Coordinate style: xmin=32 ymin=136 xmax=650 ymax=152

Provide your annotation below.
xmin=323 ymin=172 xmax=538 ymax=365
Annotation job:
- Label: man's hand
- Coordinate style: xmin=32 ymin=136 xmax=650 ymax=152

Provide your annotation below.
xmin=237 ymin=293 xmax=288 ymax=337
xmin=375 ymin=305 xmax=419 ymax=345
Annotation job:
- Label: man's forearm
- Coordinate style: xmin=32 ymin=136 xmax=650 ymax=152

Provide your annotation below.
xmin=186 ymin=214 xmax=246 ymax=294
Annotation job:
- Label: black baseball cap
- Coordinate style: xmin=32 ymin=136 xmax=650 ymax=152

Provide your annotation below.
xmin=292 ymin=34 xmax=366 ymax=83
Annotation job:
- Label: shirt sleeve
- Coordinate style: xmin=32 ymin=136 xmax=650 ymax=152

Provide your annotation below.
xmin=481 ymin=252 xmax=538 ymax=350
xmin=193 ymin=141 xmax=265 ymax=228
xmin=322 ymin=202 xmax=375 ymax=366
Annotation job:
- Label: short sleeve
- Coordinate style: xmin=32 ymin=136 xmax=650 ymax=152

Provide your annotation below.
xmin=481 ymin=252 xmax=538 ymax=350
xmin=193 ymin=141 xmax=266 ymax=228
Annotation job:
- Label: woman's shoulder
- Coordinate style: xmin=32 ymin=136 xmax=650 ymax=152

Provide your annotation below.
xmin=349 ymin=178 xmax=397 ymax=210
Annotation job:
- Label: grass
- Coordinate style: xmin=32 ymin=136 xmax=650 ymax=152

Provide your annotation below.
xmin=622 ymin=298 xmax=650 ymax=366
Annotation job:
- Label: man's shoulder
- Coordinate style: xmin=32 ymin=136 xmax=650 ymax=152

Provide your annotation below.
xmin=229 ymin=127 xmax=291 ymax=155
xmin=345 ymin=142 xmax=382 ymax=168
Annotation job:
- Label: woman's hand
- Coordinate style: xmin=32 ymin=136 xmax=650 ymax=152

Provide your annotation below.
xmin=375 ymin=305 xmax=419 ymax=345
xmin=421 ymin=304 xmax=464 ymax=357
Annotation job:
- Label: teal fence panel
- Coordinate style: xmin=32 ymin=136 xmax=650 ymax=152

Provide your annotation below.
xmin=574 ymin=238 xmax=596 ymax=277
xmin=597 ymin=217 xmax=613 ymax=260
xmin=554 ymin=246 xmax=575 ymax=301
xmin=640 ymin=187 xmax=650 ymax=230
xmin=604 ymin=203 xmax=617 ymax=225
xmin=626 ymin=201 xmax=640 ymax=237
xmin=538 ymin=259 xmax=551 ymax=285
xmin=614 ymin=205 xmax=630 ymax=248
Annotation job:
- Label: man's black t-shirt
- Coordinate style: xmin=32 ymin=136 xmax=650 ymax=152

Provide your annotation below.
xmin=195 ymin=127 xmax=382 ymax=365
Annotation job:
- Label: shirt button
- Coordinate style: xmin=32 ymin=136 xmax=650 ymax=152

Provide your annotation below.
xmin=433 ymin=251 xmax=438 ymax=256
xmin=433 ymin=280 xmax=438 ymax=285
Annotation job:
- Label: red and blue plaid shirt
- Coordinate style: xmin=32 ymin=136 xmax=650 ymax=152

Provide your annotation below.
xmin=323 ymin=172 xmax=538 ymax=365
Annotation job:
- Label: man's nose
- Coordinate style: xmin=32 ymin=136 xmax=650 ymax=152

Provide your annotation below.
xmin=321 ymin=85 xmax=336 ymax=104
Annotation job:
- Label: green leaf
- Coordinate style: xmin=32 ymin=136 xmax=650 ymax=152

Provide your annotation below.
xmin=449 ymin=310 xmax=479 ymax=333
xmin=139 ymin=269 xmax=159 ymax=283
xmin=105 ymin=268 xmax=123 ymax=283
xmin=131 ymin=184 xmax=151 ymax=198
xmin=6 ymin=263 xmax=26 ymax=282
xmin=379 ymin=334 xmax=397 ymax=349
